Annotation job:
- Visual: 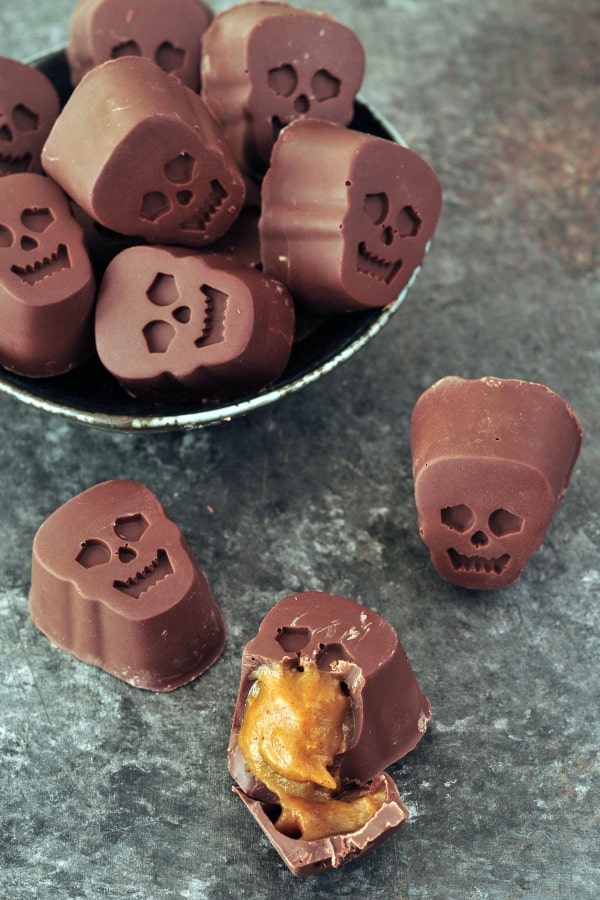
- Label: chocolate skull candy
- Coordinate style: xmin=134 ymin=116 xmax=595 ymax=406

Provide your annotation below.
xmin=0 ymin=173 xmax=95 ymax=377
xmin=42 ymin=56 xmax=245 ymax=247
xmin=95 ymin=244 xmax=295 ymax=403
xmin=67 ymin=0 xmax=213 ymax=90
xmin=0 ymin=56 xmax=60 ymax=176
xmin=410 ymin=376 xmax=583 ymax=590
xmin=201 ymin=2 xmax=365 ymax=177
xmin=29 ymin=480 xmax=226 ymax=691
xmin=260 ymin=118 xmax=442 ymax=315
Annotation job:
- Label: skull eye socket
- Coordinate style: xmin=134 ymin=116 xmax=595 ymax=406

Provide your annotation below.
xmin=489 ymin=508 xmax=523 ymax=537
xmin=111 ymin=40 xmax=142 ymax=59
xmin=156 ymin=41 xmax=185 ymax=73
xmin=311 ymin=69 xmax=340 ymax=101
xmin=114 ymin=513 xmax=149 ymax=542
xmin=0 ymin=225 xmax=14 ymax=248
xmin=147 ymin=272 xmax=180 ymax=306
xmin=76 ymin=539 xmax=111 ymax=568
xmin=267 ymin=64 xmax=298 ymax=97
xmin=21 ymin=208 xmax=54 ymax=233
xmin=164 ymin=152 xmax=194 ymax=184
xmin=276 ymin=626 xmax=310 ymax=652
xmin=12 ymin=103 xmax=40 ymax=133
xmin=140 ymin=191 xmax=171 ymax=222
xmin=441 ymin=504 xmax=474 ymax=533
xmin=398 ymin=204 xmax=421 ymax=237
xmin=364 ymin=192 xmax=389 ymax=225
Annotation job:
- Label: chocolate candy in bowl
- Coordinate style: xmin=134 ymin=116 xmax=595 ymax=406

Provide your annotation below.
xmin=228 ymin=591 xmax=431 ymax=875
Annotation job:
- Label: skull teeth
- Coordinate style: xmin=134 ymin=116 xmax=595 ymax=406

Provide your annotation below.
xmin=357 ymin=242 xmax=402 ymax=285
xmin=181 ymin=180 xmax=227 ymax=232
xmin=113 ymin=549 xmax=174 ymax=599
xmin=0 ymin=150 xmax=32 ymax=174
xmin=11 ymin=243 xmax=71 ymax=285
xmin=448 ymin=548 xmax=510 ymax=576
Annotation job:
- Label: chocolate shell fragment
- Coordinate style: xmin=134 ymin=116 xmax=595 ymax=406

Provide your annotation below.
xmin=94 ymin=245 xmax=295 ymax=403
xmin=42 ymin=56 xmax=246 ymax=247
xmin=67 ymin=0 xmax=213 ymax=90
xmin=228 ymin=591 xmax=430 ymax=875
xmin=0 ymin=173 xmax=95 ymax=377
xmin=201 ymin=1 xmax=365 ymax=177
xmin=29 ymin=480 xmax=225 ymax=690
xmin=260 ymin=118 xmax=442 ymax=315
xmin=0 ymin=56 xmax=60 ymax=176
xmin=410 ymin=375 xmax=583 ymax=589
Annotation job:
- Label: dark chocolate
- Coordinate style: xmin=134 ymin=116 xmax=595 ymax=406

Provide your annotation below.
xmin=29 ymin=480 xmax=226 ymax=690
xmin=201 ymin=2 xmax=365 ymax=177
xmin=0 ymin=172 xmax=95 ymax=377
xmin=228 ymin=591 xmax=430 ymax=875
xmin=94 ymin=245 xmax=295 ymax=403
xmin=410 ymin=376 xmax=583 ymax=589
xmin=67 ymin=0 xmax=213 ymax=90
xmin=260 ymin=118 xmax=442 ymax=315
xmin=0 ymin=56 xmax=60 ymax=176
xmin=42 ymin=56 xmax=246 ymax=247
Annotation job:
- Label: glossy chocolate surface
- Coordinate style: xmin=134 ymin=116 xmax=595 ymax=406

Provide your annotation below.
xmin=410 ymin=376 xmax=583 ymax=589
xmin=0 ymin=172 xmax=95 ymax=377
xmin=260 ymin=118 xmax=442 ymax=315
xmin=201 ymin=1 xmax=365 ymax=177
xmin=42 ymin=56 xmax=246 ymax=247
xmin=67 ymin=0 xmax=213 ymax=90
xmin=95 ymin=245 xmax=295 ymax=403
xmin=29 ymin=479 xmax=226 ymax=690
xmin=0 ymin=56 xmax=59 ymax=176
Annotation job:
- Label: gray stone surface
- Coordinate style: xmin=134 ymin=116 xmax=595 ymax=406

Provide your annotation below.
xmin=0 ymin=1 xmax=598 ymax=898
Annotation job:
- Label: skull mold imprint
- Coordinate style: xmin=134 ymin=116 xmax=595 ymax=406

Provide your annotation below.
xmin=42 ymin=56 xmax=246 ymax=247
xmin=410 ymin=376 xmax=583 ymax=590
xmin=260 ymin=118 xmax=442 ymax=315
xmin=0 ymin=56 xmax=60 ymax=176
xmin=94 ymin=244 xmax=295 ymax=403
xmin=67 ymin=0 xmax=213 ymax=90
xmin=201 ymin=2 xmax=365 ymax=177
xmin=0 ymin=173 xmax=95 ymax=377
xmin=29 ymin=480 xmax=226 ymax=690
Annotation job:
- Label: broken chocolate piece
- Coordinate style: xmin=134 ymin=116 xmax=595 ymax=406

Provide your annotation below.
xmin=410 ymin=375 xmax=583 ymax=589
xmin=228 ymin=591 xmax=430 ymax=875
xmin=67 ymin=0 xmax=213 ymax=90
xmin=0 ymin=173 xmax=95 ymax=377
xmin=260 ymin=118 xmax=442 ymax=315
xmin=42 ymin=56 xmax=246 ymax=247
xmin=201 ymin=1 xmax=365 ymax=177
xmin=0 ymin=56 xmax=60 ymax=176
xmin=29 ymin=480 xmax=225 ymax=690
xmin=94 ymin=244 xmax=295 ymax=403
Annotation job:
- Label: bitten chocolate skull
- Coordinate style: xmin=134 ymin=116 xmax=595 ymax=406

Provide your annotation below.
xmin=42 ymin=57 xmax=245 ymax=247
xmin=95 ymin=245 xmax=295 ymax=403
xmin=0 ymin=173 xmax=95 ymax=377
xmin=0 ymin=56 xmax=60 ymax=176
xmin=29 ymin=479 xmax=226 ymax=690
xmin=260 ymin=118 xmax=443 ymax=315
xmin=410 ymin=376 xmax=583 ymax=590
xmin=201 ymin=2 xmax=365 ymax=177
xmin=67 ymin=0 xmax=213 ymax=90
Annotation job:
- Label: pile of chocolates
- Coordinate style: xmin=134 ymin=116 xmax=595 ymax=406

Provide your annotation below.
xmin=0 ymin=0 xmax=442 ymax=404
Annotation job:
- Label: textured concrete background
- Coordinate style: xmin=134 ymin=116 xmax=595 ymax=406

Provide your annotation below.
xmin=0 ymin=1 xmax=598 ymax=898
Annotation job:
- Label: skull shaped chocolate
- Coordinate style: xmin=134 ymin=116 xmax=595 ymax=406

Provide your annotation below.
xmin=0 ymin=173 xmax=95 ymax=377
xmin=410 ymin=376 xmax=583 ymax=590
xmin=260 ymin=118 xmax=442 ymax=315
xmin=67 ymin=0 xmax=213 ymax=90
xmin=29 ymin=480 xmax=226 ymax=690
xmin=201 ymin=2 xmax=365 ymax=177
xmin=95 ymin=245 xmax=295 ymax=403
xmin=42 ymin=57 xmax=246 ymax=247
xmin=0 ymin=56 xmax=59 ymax=176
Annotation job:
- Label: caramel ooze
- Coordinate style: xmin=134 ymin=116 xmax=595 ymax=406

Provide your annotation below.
xmin=237 ymin=659 xmax=385 ymax=842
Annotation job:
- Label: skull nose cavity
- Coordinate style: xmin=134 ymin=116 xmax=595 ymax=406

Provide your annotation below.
xmin=294 ymin=94 xmax=309 ymax=113
xmin=381 ymin=226 xmax=394 ymax=246
xmin=21 ymin=235 xmax=38 ymax=251
xmin=118 ymin=546 xmax=137 ymax=563
xmin=470 ymin=531 xmax=489 ymax=548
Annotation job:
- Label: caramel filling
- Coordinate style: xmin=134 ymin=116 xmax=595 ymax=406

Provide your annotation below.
xmin=237 ymin=660 xmax=385 ymax=841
